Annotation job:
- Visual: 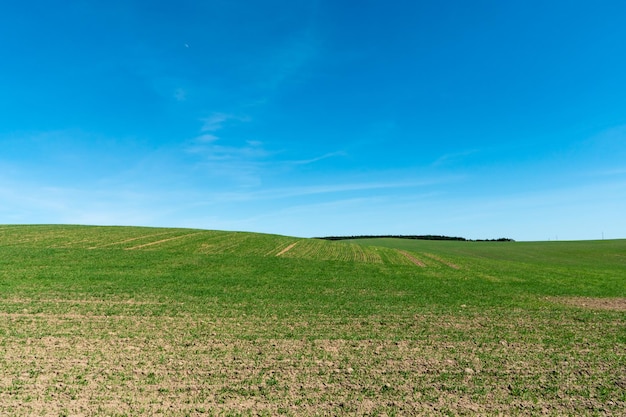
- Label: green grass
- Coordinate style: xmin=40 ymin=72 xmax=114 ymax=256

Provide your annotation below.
xmin=349 ymin=237 xmax=626 ymax=297
xmin=0 ymin=225 xmax=625 ymax=416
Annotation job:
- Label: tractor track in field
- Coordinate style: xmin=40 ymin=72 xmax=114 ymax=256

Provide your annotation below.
xmin=422 ymin=253 xmax=460 ymax=269
xmin=276 ymin=242 xmax=298 ymax=256
xmin=397 ymin=250 xmax=426 ymax=267
xmin=548 ymin=296 xmax=626 ymax=311
xmin=125 ymin=232 xmax=204 ymax=250
xmin=88 ymin=231 xmax=179 ymax=249
xmin=1 ymin=297 xmax=176 ymax=306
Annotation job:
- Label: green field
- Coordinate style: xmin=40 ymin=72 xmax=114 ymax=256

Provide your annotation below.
xmin=0 ymin=225 xmax=624 ymax=416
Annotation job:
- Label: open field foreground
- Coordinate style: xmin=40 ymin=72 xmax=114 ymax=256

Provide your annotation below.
xmin=0 ymin=225 xmax=625 ymax=416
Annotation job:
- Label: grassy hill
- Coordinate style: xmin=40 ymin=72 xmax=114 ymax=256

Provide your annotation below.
xmin=0 ymin=225 xmax=624 ymax=415
xmin=0 ymin=224 xmax=420 ymax=265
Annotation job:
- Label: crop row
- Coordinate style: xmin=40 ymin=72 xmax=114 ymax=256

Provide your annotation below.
xmin=195 ymin=232 xmax=295 ymax=256
xmin=0 ymin=225 xmax=457 ymax=267
xmin=0 ymin=225 xmax=193 ymax=249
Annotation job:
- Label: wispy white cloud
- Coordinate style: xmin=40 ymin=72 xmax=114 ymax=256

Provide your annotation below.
xmin=274 ymin=179 xmax=441 ymax=196
xmin=182 ymin=110 xmax=271 ymax=187
xmin=191 ymin=196 xmax=387 ymax=236
xmin=195 ymin=134 xmax=219 ymax=143
xmin=200 ymin=113 xmax=233 ymax=132
xmin=201 ymin=176 xmax=461 ymax=204
xmin=187 ymin=141 xmax=269 ymax=162
xmin=432 ymin=149 xmax=479 ymax=167
xmin=185 ymin=128 xmax=269 ymax=187
xmin=188 ymin=113 xmax=265 ymax=162
xmin=251 ymin=177 xmax=626 ymax=240
xmin=199 ymin=112 xmax=252 ymax=133
xmin=289 ymin=151 xmax=347 ymax=165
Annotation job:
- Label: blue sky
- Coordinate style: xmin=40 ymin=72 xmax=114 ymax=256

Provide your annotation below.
xmin=1 ymin=0 xmax=625 ymax=240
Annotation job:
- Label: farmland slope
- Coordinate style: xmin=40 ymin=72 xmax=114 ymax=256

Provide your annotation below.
xmin=0 ymin=225 xmax=624 ymax=416
xmin=0 ymin=224 xmax=415 ymax=265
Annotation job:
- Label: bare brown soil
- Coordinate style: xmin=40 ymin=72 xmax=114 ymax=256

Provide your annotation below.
xmin=0 ymin=297 xmax=175 ymax=306
xmin=126 ymin=233 xmax=202 ymax=250
xmin=1 ymin=307 xmax=624 ymax=416
xmin=422 ymin=253 xmax=460 ymax=269
xmin=397 ymin=250 xmax=426 ymax=267
xmin=276 ymin=242 xmax=298 ymax=256
xmin=548 ymin=296 xmax=626 ymax=311
xmin=88 ymin=231 xmax=176 ymax=249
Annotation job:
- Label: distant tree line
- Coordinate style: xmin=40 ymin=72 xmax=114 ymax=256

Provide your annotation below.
xmin=316 ymin=235 xmax=515 ymax=242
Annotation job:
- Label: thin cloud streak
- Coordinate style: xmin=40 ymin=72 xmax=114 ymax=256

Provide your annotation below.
xmin=195 ymin=134 xmax=219 ymax=143
xmin=186 ymin=142 xmax=270 ymax=162
xmin=201 ymin=176 xmax=462 ymax=204
xmin=288 ymin=151 xmax=347 ymax=165
xmin=200 ymin=113 xmax=233 ymax=132
xmin=432 ymin=149 xmax=479 ymax=167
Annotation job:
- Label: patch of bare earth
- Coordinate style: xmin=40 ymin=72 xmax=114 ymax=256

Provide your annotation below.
xmin=1 ymin=303 xmax=625 ymax=416
xmin=276 ymin=242 xmax=298 ymax=257
xmin=88 ymin=231 xmax=177 ymax=249
xmin=126 ymin=232 xmax=202 ymax=250
xmin=1 ymin=297 xmax=171 ymax=305
xmin=422 ymin=252 xmax=460 ymax=269
xmin=397 ymin=250 xmax=426 ymax=267
xmin=548 ymin=296 xmax=626 ymax=311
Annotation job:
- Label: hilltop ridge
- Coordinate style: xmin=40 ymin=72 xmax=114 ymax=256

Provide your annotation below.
xmin=317 ymin=234 xmax=515 ymax=242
